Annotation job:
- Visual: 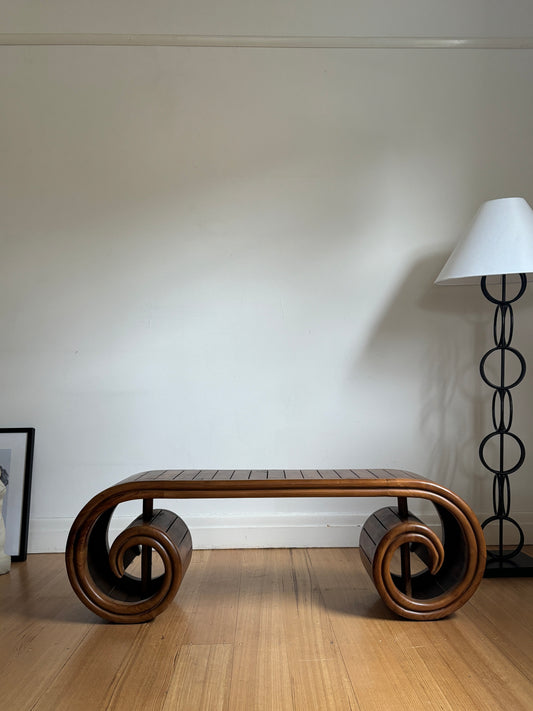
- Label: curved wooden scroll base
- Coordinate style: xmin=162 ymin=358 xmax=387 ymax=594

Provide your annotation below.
xmin=65 ymin=469 xmax=486 ymax=623
xmin=66 ymin=503 xmax=192 ymax=624
xmin=360 ymin=501 xmax=483 ymax=620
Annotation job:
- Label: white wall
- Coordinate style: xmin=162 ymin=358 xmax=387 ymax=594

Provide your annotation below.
xmin=2 ymin=2 xmax=533 ymax=551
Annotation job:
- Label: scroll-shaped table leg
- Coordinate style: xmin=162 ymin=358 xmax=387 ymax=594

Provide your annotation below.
xmin=360 ymin=496 xmax=485 ymax=620
xmin=66 ymin=503 xmax=192 ymax=623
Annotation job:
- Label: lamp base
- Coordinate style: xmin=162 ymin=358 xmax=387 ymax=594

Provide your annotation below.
xmin=484 ymin=550 xmax=533 ymax=578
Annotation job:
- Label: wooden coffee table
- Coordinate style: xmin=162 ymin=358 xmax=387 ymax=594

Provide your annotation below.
xmin=65 ymin=469 xmax=486 ymax=623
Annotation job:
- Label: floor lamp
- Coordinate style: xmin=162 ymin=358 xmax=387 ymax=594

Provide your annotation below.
xmin=435 ymin=197 xmax=533 ymax=577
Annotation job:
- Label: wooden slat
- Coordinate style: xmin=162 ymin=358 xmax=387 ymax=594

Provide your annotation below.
xmin=175 ymin=470 xmax=201 ymax=480
xmin=247 ymin=470 xmax=266 ymax=480
xmin=284 ymin=469 xmax=303 ymax=478
xmin=166 ymin=470 xmax=185 ymax=480
xmin=352 ymin=469 xmax=379 ymax=478
xmin=132 ymin=470 xmax=170 ymax=482
xmin=267 ymin=470 xmax=285 ymax=479
xmin=318 ymin=469 xmax=340 ymax=478
xmin=358 ymin=528 xmax=378 ymax=563
xmin=334 ymin=469 xmax=358 ymax=478
xmin=212 ymin=470 xmax=234 ymax=480
xmin=300 ymin=470 xmax=323 ymax=479
xmin=361 ymin=510 xmax=389 ymax=545
xmin=367 ymin=469 xmax=393 ymax=479
xmin=232 ymin=470 xmax=253 ymax=480
xmin=195 ymin=470 xmax=218 ymax=480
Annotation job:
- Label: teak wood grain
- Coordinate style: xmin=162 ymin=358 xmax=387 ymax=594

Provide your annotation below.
xmin=65 ymin=468 xmax=486 ymax=623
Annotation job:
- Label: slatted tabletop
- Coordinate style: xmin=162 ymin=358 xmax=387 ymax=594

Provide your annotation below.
xmin=119 ymin=468 xmax=427 ymax=487
xmin=108 ymin=468 xmax=434 ymax=501
xmin=126 ymin=468 xmax=424 ymax=482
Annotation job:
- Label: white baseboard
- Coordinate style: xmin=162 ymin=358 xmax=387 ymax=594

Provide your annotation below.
xmin=27 ymin=511 xmax=533 ymax=554
xmin=28 ymin=512 xmax=370 ymax=553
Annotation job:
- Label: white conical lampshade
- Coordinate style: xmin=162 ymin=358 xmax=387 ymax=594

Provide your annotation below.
xmin=435 ymin=197 xmax=533 ymax=285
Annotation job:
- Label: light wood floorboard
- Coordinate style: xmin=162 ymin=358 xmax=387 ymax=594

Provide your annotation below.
xmin=1 ymin=549 xmax=532 ymax=711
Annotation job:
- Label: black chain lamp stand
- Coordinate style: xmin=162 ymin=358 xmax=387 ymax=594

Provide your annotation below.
xmin=479 ymin=274 xmax=533 ymax=576
xmin=436 ymin=197 xmax=533 ymax=578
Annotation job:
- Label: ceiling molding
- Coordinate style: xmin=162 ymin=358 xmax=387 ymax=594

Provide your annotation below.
xmin=2 ymin=34 xmax=533 ymax=49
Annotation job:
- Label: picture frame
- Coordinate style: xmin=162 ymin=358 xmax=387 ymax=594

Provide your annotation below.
xmin=0 ymin=428 xmax=35 ymax=562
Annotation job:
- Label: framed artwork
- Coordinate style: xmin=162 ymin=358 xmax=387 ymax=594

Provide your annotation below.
xmin=0 ymin=428 xmax=35 ymax=562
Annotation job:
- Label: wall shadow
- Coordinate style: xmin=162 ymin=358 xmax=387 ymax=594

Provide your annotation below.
xmin=353 ymin=252 xmax=492 ymax=506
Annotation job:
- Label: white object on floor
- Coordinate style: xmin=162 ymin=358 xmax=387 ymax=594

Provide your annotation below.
xmin=0 ymin=481 xmax=10 ymax=574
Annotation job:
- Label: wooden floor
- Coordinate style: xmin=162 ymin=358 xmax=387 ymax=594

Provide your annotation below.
xmin=1 ymin=549 xmax=532 ymax=711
